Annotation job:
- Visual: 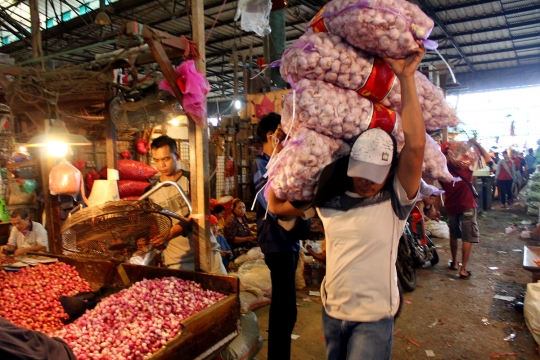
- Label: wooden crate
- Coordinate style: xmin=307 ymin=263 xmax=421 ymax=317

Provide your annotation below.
xmin=33 ymin=254 xmax=241 ymax=359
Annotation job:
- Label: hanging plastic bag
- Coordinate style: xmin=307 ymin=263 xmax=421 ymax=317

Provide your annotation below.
xmin=49 ymin=161 xmax=88 ymax=204
xmin=21 ymin=179 xmax=37 ymax=193
xmin=235 ymin=0 xmax=272 ymax=37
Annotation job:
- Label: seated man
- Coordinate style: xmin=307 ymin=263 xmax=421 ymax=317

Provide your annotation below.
xmin=416 ymin=194 xmax=441 ymax=222
xmin=0 ymin=209 xmax=48 ymax=256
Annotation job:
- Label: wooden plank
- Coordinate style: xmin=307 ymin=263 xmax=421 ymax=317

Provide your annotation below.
xmin=189 ymin=0 xmax=211 ymax=273
xmin=105 ymin=102 xmax=118 ymax=170
xmin=39 ymin=151 xmax=62 ymax=254
xmin=124 ymin=21 xmax=188 ymax=51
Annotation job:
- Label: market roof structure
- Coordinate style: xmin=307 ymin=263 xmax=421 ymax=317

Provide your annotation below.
xmin=0 ymin=0 xmax=539 ymax=103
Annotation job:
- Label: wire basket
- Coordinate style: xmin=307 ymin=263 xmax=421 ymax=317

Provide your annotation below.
xmin=61 ymin=200 xmax=172 ymax=260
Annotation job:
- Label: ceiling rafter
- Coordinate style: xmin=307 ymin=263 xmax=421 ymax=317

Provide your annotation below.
xmin=416 ymin=0 xmax=475 ymax=72
xmin=437 ymin=3 xmax=540 ymax=26
xmin=429 ymin=18 xmax=540 ymax=40
xmin=0 ymin=6 xmax=32 ymax=38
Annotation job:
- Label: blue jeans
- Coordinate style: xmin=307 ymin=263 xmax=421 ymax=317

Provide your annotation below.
xmin=323 ymin=309 xmax=394 ymax=360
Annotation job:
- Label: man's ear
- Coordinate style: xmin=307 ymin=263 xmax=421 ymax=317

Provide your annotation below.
xmin=265 ymin=131 xmax=274 ymax=143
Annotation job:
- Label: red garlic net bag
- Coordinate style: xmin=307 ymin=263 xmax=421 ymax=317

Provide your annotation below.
xmin=266 ymin=127 xmax=351 ymax=202
xmin=280 ymin=31 xmax=458 ymax=131
xmin=446 ymin=140 xmax=481 ymax=169
xmin=281 ymin=79 xmax=401 ymax=142
xmin=310 ymin=0 xmax=437 ymax=59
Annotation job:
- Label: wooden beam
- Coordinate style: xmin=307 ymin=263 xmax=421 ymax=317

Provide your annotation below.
xmin=189 ymin=0 xmax=211 ymax=273
xmin=26 ymin=114 xmax=62 ymax=254
xmin=28 ymin=0 xmax=43 ymax=62
xmin=105 ymin=102 xmax=118 ymax=170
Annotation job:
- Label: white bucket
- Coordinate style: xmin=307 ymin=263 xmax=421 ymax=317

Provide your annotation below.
xmin=88 ymin=180 xmax=119 ymax=207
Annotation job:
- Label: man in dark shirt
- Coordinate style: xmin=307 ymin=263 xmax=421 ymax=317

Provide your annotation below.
xmin=0 ymin=318 xmax=76 ymax=360
xmin=440 ymin=139 xmax=492 ymax=279
xmin=252 ymin=112 xmax=309 ymax=360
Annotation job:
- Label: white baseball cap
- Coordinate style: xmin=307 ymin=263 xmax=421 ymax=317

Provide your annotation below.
xmin=347 ymin=128 xmax=395 ymax=184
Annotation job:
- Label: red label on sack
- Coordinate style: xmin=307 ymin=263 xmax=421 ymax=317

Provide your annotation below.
xmin=369 ymin=103 xmax=397 ymax=134
xmin=357 ymin=57 xmax=396 ymax=102
xmin=310 ymin=6 xmax=328 ymax=33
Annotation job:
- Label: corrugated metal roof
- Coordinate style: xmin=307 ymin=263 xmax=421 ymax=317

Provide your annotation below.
xmin=0 ymin=0 xmax=539 ymax=100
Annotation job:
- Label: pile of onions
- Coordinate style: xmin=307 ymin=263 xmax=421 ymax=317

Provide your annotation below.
xmin=0 ymin=262 xmax=92 ymax=333
xmin=54 ymin=277 xmax=226 ymax=360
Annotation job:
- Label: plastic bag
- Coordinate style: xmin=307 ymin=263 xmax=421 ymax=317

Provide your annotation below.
xmin=524 ymin=282 xmax=540 ymax=345
xmin=418 ymin=179 xmax=444 ymax=200
xmin=235 ymin=0 xmax=272 ymax=37
xmin=7 ymin=182 xmax=36 ymax=205
xmin=446 ymin=141 xmax=481 ymax=169
xmin=49 ymin=161 xmax=81 ymax=197
xmin=239 ymin=291 xmax=271 ymax=313
xmin=216 ymin=311 xmax=264 ymax=360
xmin=128 ymin=248 xmax=157 ymax=266
xmin=246 ymin=247 xmax=265 ymax=261
xmin=238 ymin=260 xmax=272 ymax=297
xmin=21 ymin=179 xmax=37 ymax=193
xmin=425 ymin=220 xmax=449 ymax=239
xmin=158 ymin=60 xmax=210 ymax=124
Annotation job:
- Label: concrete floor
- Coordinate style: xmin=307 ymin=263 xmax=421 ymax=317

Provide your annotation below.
xmin=252 ymin=201 xmax=540 ymax=360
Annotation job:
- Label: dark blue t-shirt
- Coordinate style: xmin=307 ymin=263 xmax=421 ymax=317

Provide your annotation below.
xmin=252 ymin=154 xmax=303 ymax=254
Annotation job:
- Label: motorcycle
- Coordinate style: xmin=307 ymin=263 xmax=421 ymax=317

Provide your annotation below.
xmin=396 ymin=206 xmax=439 ymax=292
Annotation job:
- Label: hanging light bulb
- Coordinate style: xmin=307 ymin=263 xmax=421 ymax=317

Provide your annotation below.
xmin=95 ymin=0 xmax=111 ymax=25
xmin=234 ymin=100 xmax=242 ymax=110
xmin=47 ymin=141 xmax=69 ymax=158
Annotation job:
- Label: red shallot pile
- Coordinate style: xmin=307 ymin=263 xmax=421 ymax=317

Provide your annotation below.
xmin=54 ymin=277 xmax=226 ymax=360
xmin=266 ymin=128 xmax=350 ymax=202
xmin=0 ymin=257 xmax=17 ymax=265
xmin=0 ymin=262 xmax=92 ymax=333
xmin=280 ymin=31 xmax=459 ymax=131
xmin=319 ymin=0 xmax=434 ymax=59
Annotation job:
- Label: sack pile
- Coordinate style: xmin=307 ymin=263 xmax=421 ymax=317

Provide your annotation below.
xmin=90 ymin=160 xmax=157 ymax=199
xmin=269 ymin=0 xmax=459 ymax=202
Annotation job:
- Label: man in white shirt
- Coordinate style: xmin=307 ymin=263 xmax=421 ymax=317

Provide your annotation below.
xmin=1 ymin=209 xmax=48 ymax=256
xmin=147 ymin=135 xmax=193 ymax=270
xmin=269 ymin=41 xmax=427 ymax=359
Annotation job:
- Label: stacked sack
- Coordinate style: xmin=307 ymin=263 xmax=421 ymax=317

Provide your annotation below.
xmin=269 ymin=0 xmax=458 ymax=202
xmin=87 ymin=160 xmax=158 ymax=200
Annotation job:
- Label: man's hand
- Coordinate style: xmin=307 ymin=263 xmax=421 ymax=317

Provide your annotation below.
xmin=150 ymin=233 xmax=168 ymax=250
xmin=383 ymin=41 xmax=426 ymax=78
xmin=14 ymin=248 xmax=26 ymax=256
xmin=220 ymin=250 xmax=232 ymax=257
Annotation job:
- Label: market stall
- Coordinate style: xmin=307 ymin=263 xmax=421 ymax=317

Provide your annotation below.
xmin=0 ymin=2 xmax=246 ymax=358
